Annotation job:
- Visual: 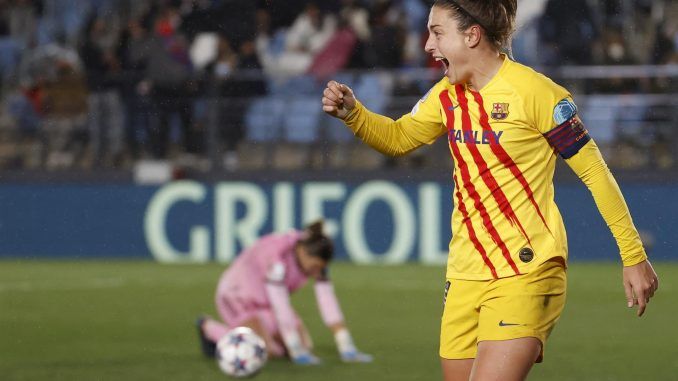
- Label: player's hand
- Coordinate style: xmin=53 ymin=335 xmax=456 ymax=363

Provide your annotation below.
xmin=622 ymin=259 xmax=658 ymax=317
xmin=321 ymin=80 xmax=356 ymax=120
xmin=292 ymin=353 xmax=321 ymax=365
xmin=340 ymin=350 xmax=373 ymax=363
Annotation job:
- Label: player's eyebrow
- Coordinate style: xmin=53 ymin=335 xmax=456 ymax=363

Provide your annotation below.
xmin=429 ymin=24 xmax=442 ymax=31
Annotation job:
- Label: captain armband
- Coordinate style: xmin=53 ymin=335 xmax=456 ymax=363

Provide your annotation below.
xmin=544 ymin=99 xmax=591 ymax=159
xmin=544 ymin=115 xmax=591 ymax=159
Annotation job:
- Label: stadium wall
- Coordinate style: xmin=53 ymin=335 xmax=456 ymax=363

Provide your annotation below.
xmin=0 ymin=180 xmax=674 ymax=262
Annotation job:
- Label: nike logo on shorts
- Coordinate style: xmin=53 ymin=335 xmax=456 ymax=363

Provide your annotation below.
xmin=498 ymin=320 xmax=522 ymax=327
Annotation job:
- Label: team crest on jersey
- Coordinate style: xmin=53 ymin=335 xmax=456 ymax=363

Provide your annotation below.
xmin=491 ymin=103 xmax=510 ymax=120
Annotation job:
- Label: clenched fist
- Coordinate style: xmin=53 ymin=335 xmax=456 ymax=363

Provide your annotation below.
xmin=321 ymin=80 xmax=357 ymax=120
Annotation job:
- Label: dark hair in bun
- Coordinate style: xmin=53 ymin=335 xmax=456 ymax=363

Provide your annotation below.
xmin=298 ymin=220 xmax=333 ymax=261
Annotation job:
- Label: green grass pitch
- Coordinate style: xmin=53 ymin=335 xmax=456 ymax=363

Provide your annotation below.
xmin=1 ymin=261 xmax=677 ymax=380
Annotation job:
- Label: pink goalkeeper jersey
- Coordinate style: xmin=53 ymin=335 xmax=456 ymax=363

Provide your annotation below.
xmin=216 ymin=230 xmax=309 ymax=309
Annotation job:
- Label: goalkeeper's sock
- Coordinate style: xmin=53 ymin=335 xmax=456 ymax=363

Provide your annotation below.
xmin=282 ymin=329 xmax=309 ymax=359
xmin=334 ymin=328 xmax=357 ymax=354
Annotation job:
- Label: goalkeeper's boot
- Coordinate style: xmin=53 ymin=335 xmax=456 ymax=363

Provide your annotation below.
xmin=195 ymin=316 xmax=217 ymax=358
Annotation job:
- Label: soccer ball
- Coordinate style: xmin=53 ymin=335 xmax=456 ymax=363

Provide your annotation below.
xmin=216 ymin=327 xmax=268 ymax=378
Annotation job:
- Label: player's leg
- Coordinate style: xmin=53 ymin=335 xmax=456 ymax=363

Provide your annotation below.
xmin=197 ymin=293 xmax=244 ymax=357
xmin=473 ymin=258 xmax=567 ymax=381
xmin=440 ymin=279 xmax=483 ymax=381
xmin=441 ymin=358 xmax=474 ymax=381
xmin=469 ymin=338 xmax=541 ymax=381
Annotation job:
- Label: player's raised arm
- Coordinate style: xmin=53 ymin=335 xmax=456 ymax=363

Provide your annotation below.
xmin=321 ymin=80 xmax=447 ymax=157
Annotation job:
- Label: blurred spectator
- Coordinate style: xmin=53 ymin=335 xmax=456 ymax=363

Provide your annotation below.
xmin=364 ymin=1 xmax=405 ymax=68
xmin=14 ymin=34 xmax=85 ymax=123
xmin=599 ymin=0 xmax=626 ymax=30
xmin=79 ymin=15 xmax=124 ymax=166
xmin=37 ymin=0 xmax=90 ymax=46
xmin=136 ymin=4 xmax=202 ymax=159
xmin=308 ymin=30 xmax=357 ymax=80
xmin=341 ymin=0 xmax=370 ymax=42
xmin=648 ymin=17 xmax=678 ymax=93
xmin=258 ymin=2 xmax=337 ymax=79
xmin=258 ymin=0 xmax=310 ymax=32
xmin=600 ymin=26 xmax=636 ymax=66
xmin=0 ymin=0 xmax=676 ymax=172
xmin=214 ymin=0 xmax=257 ymax=50
xmin=118 ymin=16 xmax=153 ymax=159
xmin=17 ymin=34 xmax=82 ymax=87
xmin=593 ymin=26 xmax=641 ymax=95
xmin=512 ymin=0 xmax=548 ymax=66
xmin=211 ymin=37 xmax=267 ymax=170
xmin=0 ymin=11 xmax=19 ymax=87
xmin=340 ymin=0 xmax=371 ymax=69
xmin=538 ymin=0 xmax=598 ymax=65
xmin=175 ymin=0 xmax=216 ymax=40
xmin=15 ymin=35 xmax=88 ymax=168
xmin=398 ymin=0 xmax=429 ymax=67
xmin=208 ymin=35 xmax=241 ymax=168
xmin=283 ymin=2 xmax=336 ymax=54
xmin=7 ymin=0 xmax=40 ymax=49
xmin=651 ymin=21 xmax=678 ymax=64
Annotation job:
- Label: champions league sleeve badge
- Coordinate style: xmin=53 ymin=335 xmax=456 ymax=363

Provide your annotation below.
xmin=553 ymin=99 xmax=578 ymax=125
xmin=545 ymin=98 xmax=590 ymax=159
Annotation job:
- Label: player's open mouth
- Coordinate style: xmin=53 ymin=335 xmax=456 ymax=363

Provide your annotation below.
xmin=435 ymin=57 xmax=449 ymax=75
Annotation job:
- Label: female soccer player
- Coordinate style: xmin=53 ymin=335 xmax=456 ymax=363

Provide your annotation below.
xmin=321 ymin=1 xmax=659 ymax=380
xmin=197 ymin=221 xmax=372 ymax=365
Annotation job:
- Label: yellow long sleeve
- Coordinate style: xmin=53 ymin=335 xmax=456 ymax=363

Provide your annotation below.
xmin=565 ymin=140 xmax=647 ymax=266
xmin=343 ymin=100 xmax=446 ymax=157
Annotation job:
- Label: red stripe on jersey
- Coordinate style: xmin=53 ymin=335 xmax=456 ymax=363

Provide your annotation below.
xmin=440 ymin=89 xmax=498 ymax=279
xmin=441 ymin=88 xmax=519 ymax=276
xmin=453 ymin=88 xmax=533 ymax=248
xmin=470 ymin=90 xmax=552 ymax=235
xmin=453 ymin=172 xmax=498 ymax=279
xmin=454 ymin=86 xmax=520 ymax=275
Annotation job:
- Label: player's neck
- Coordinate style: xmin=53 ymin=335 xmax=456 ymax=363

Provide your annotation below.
xmin=467 ymin=51 xmax=505 ymax=92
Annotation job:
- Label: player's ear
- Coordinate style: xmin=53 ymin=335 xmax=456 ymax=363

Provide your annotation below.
xmin=465 ymin=25 xmax=482 ymax=48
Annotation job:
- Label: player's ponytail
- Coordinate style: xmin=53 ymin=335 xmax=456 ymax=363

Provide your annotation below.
xmin=299 ymin=220 xmax=334 ymax=262
xmin=433 ymin=0 xmax=517 ymax=58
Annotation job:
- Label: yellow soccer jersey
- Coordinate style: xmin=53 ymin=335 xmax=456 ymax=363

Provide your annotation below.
xmin=343 ymin=55 xmax=647 ymax=280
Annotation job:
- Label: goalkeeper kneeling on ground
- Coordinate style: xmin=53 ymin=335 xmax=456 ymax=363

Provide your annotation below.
xmin=197 ymin=220 xmax=372 ymax=365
